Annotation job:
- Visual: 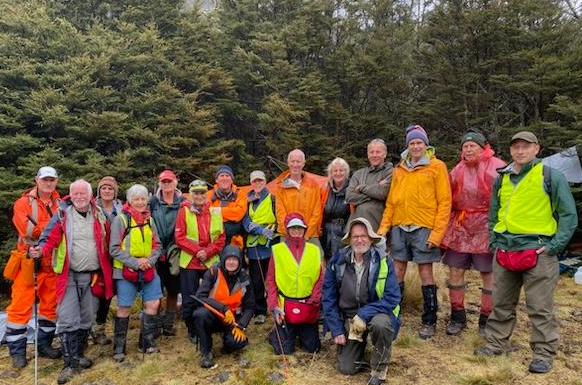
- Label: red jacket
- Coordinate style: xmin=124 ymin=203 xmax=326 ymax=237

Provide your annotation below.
xmin=174 ymin=200 xmax=226 ymax=270
xmin=40 ymin=197 xmax=113 ymax=303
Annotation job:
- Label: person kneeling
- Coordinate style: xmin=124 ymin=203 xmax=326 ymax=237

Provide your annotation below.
xmin=193 ymin=245 xmax=255 ymax=368
xmin=322 ymin=218 xmax=401 ymax=385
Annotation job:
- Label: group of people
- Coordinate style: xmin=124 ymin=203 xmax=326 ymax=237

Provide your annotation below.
xmin=3 ymin=126 xmax=577 ymax=384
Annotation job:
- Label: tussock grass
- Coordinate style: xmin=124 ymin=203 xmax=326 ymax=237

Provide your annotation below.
xmin=241 ymin=368 xmax=272 ymax=385
xmin=454 ymin=366 xmax=515 ymax=385
xmin=394 ymin=331 xmax=423 ymax=348
xmin=401 ymin=263 xmax=448 ymax=312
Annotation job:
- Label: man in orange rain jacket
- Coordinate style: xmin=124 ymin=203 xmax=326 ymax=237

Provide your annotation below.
xmin=4 ymin=166 xmax=62 ymax=368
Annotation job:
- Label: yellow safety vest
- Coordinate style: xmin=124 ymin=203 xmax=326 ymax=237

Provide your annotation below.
xmin=493 ymin=163 xmax=557 ymax=236
xmin=113 ymin=214 xmax=153 ymax=269
xmin=179 ymin=206 xmax=223 ymax=268
xmin=272 ymin=242 xmax=321 ymax=307
xmin=246 ymin=194 xmax=276 ymax=248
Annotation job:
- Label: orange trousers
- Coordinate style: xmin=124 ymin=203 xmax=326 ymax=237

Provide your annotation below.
xmin=6 ymin=269 xmax=57 ymax=327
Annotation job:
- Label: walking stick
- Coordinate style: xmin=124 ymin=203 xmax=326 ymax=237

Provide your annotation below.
xmin=189 ymin=295 xmax=246 ymax=331
xmin=138 ymin=271 xmax=145 ymax=361
xmin=26 ymin=214 xmax=39 ymax=385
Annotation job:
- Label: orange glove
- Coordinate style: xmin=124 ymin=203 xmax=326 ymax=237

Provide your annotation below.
xmin=231 ymin=327 xmax=247 ymax=343
xmin=223 ymin=309 xmax=235 ymax=325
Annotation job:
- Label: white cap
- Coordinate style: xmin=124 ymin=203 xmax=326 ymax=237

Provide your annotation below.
xmin=286 ymin=218 xmax=307 ymax=229
xmin=249 ymin=170 xmax=266 ymax=182
xmin=36 ymin=166 xmax=58 ymax=179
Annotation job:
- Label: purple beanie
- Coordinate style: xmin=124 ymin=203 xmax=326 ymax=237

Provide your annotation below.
xmin=405 ymin=124 xmax=429 ymax=146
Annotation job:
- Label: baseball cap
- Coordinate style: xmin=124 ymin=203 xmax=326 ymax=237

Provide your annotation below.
xmin=249 ymin=170 xmax=266 ymax=182
xmin=36 ymin=166 xmax=58 ymax=179
xmin=188 ymin=179 xmax=208 ymax=192
xmin=158 ymin=169 xmax=178 ymax=181
xmin=510 ymin=131 xmax=538 ymax=145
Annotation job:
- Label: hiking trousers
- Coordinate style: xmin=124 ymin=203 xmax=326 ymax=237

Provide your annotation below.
xmin=485 ymin=252 xmax=559 ymax=361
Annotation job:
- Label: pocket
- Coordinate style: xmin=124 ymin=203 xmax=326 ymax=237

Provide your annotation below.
xmin=3 ymin=250 xmax=24 ymax=281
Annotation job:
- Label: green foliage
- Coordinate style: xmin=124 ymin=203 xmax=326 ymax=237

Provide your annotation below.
xmin=0 ymin=0 xmax=581 ymax=271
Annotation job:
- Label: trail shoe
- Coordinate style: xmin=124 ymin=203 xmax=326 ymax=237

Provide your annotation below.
xmin=445 ymin=320 xmax=466 ymax=336
xmin=91 ymin=323 xmax=112 ymax=345
xmin=529 ymin=359 xmax=552 ymax=374
xmin=11 ymin=355 xmax=27 ymax=368
xmin=39 ymin=344 xmax=63 ymax=359
xmin=57 ymin=366 xmax=80 ymax=384
xmin=254 ymin=314 xmax=266 ymax=324
xmin=200 ymin=352 xmax=216 ymax=368
xmin=418 ymin=324 xmax=436 ymax=340
xmin=473 ymin=345 xmax=502 ymax=357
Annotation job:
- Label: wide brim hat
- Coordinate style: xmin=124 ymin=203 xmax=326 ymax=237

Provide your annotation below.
xmin=342 ymin=217 xmax=382 ymax=245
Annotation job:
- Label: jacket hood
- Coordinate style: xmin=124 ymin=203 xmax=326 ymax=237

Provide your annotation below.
xmin=220 ymin=245 xmax=243 ymax=274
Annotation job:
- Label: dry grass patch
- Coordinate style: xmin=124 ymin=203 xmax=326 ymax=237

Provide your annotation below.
xmin=454 ymin=365 xmax=516 ymax=385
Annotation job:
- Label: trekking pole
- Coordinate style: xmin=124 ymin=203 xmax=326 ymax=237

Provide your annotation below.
xmin=26 ymin=214 xmax=39 ymax=385
xmin=138 ymin=271 xmax=145 ymax=361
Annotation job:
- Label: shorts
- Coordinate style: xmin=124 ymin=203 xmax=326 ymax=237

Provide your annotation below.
xmin=116 ymin=274 xmax=163 ymax=307
xmin=443 ymin=249 xmax=493 ymax=273
xmin=156 ymin=260 xmax=180 ymax=296
xmin=390 ymin=227 xmax=441 ymax=264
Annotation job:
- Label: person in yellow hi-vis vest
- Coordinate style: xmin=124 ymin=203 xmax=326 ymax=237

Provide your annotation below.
xmin=266 ymin=213 xmax=323 ymax=355
xmin=174 ymin=179 xmax=226 ymax=345
xmin=109 ymin=184 xmax=163 ymax=362
xmin=242 ymin=170 xmax=277 ymax=325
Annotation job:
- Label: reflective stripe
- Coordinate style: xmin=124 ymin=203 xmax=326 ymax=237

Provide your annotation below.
xmin=6 ymin=333 xmax=27 ymax=342
xmin=6 ymin=322 xmax=28 ymax=330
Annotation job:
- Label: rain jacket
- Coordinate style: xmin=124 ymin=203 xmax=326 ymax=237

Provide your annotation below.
xmin=378 ymin=148 xmax=452 ymax=246
xmin=441 ymin=146 xmax=505 ymax=254
xmin=149 ymin=189 xmax=186 ymax=257
xmin=39 ymin=197 xmax=114 ymax=303
xmin=273 ymin=170 xmax=322 ymax=238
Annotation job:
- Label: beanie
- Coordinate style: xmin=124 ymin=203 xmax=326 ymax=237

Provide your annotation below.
xmin=405 ymin=124 xmax=429 ymax=146
xmin=97 ymin=176 xmax=119 ymax=198
xmin=215 ymin=165 xmax=234 ymax=180
xmin=461 ymin=129 xmax=487 ymax=148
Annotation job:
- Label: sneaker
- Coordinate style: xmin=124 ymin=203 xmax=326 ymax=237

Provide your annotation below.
xmin=12 ymin=355 xmax=27 ymax=368
xmin=528 ymin=359 xmax=552 ymax=374
xmin=473 ymin=345 xmax=502 ymax=357
xmin=38 ymin=344 xmax=62 ymax=359
xmin=254 ymin=314 xmax=266 ymax=324
xmin=445 ymin=321 xmax=466 ymax=336
xmin=418 ymin=324 xmax=435 ymax=339
xmin=200 ymin=352 xmax=216 ymax=369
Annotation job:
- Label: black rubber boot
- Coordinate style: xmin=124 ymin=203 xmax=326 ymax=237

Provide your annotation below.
xmin=162 ymin=310 xmax=177 ymax=336
xmin=57 ymin=332 xmax=80 ymax=384
xmin=113 ymin=317 xmax=129 ymax=362
xmin=77 ymin=329 xmax=93 ymax=369
xmin=419 ymin=285 xmax=438 ymax=339
xmin=38 ymin=319 xmax=62 ymax=359
xmin=139 ymin=314 xmax=160 ymax=354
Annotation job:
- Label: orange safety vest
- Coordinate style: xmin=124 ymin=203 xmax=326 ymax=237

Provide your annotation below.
xmin=208 ymin=268 xmax=246 ymax=313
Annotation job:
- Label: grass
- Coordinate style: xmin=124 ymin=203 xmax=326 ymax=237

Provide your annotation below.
xmin=3 ymin=269 xmax=582 ymax=385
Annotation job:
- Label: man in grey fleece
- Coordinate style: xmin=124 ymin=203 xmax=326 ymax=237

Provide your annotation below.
xmin=346 ymin=139 xmax=393 ymax=230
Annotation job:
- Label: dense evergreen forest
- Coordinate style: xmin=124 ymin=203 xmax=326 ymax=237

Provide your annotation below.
xmin=1 ymin=0 xmax=581 ymax=270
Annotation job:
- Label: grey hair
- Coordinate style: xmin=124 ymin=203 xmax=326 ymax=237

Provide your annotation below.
xmin=69 ymin=179 xmax=93 ymax=197
xmin=326 ymin=157 xmax=350 ymax=182
xmin=287 ymin=148 xmax=306 ymax=162
xmin=367 ymin=138 xmax=387 ymax=152
xmin=126 ymin=184 xmax=149 ymax=202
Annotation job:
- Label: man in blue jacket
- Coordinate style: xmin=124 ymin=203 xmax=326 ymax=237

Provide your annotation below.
xmin=322 ymin=217 xmax=401 ymax=385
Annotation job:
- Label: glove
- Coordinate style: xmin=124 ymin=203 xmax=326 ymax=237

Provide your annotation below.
xmin=262 ymin=228 xmax=274 ymax=239
xmin=231 ymin=326 xmax=247 ymax=343
xmin=223 ymin=309 xmax=235 ymax=326
xmin=273 ymin=307 xmax=285 ymax=325
xmin=348 ymin=315 xmax=367 ymax=342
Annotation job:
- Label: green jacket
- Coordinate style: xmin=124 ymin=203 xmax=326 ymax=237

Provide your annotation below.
xmin=488 ymin=158 xmax=577 ymax=256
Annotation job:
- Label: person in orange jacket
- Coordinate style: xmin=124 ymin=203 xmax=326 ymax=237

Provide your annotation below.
xmin=4 ymin=166 xmax=62 ymax=368
xmin=378 ymin=125 xmax=452 ymax=340
xmin=207 ymin=165 xmax=248 ymax=249
xmin=274 ymin=149 xmax=322 ymax=244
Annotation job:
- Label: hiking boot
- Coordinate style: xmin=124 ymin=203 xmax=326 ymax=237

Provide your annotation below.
xmin=254 ymin=314 xmax=266 ymax=324
xmin=200 ymin=352 xmax=216 ymax=368
xmin=39 ymin=344 xmax=62 ymax=359
xmin=529 ymin=359 xmax=552 ymax=374
xmin=368 ymin=375 xmax=385 ymax=385
xmin=91 ymin=323 xmax=112 ymax=345
xmin=162 ymin=311 xmax=177 ymax=336
xmin=445 ymin=320 xmax=466 ymax=336
xmin=57 ymin=366 xmax=80 ymax=384
xmin=473 ymin=345 xmax=502 ymax=357
xmin=418 ymin=324 xmax=435 ymax=340
xmin=11 ymin=354 xmax=27 ymax=368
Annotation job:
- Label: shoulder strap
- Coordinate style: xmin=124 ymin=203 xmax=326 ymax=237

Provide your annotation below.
xmin=543 ymin=165 xmax=552 ymax=196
